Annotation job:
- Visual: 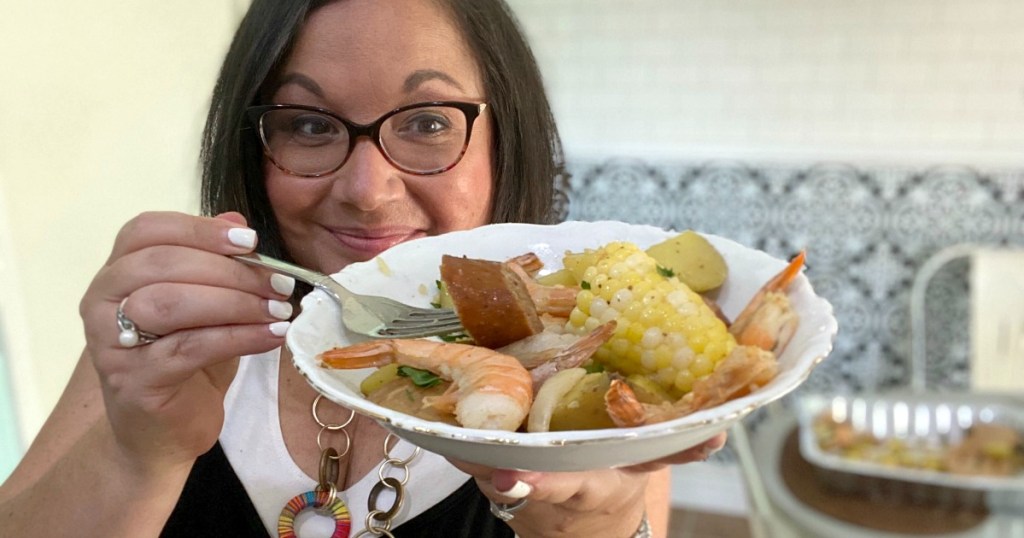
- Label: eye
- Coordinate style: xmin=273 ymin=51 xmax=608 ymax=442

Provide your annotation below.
xmin=397 ymin=111 xmax=454 ymax=138
xmin=290 ymin=114 xmax=339 ymax=139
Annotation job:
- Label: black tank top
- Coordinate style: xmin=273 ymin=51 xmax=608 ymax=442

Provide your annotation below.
xmin=160 ymin=442 xmax=515 ymax=537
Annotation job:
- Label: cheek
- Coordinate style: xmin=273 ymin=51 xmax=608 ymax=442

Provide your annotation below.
xmin=264 ymin=163 xmax=285 ymax=206
xmin=462 ymin=169 xmax=494 ymax=226
xmin=264 ymin=171 xmax=323 ymax=226
xmin=264 ymin=176 xmax=294 ymax=222
xmin=443 ymin=121 xmax=495 ymax=228
xmin=448 ymin=159 xmax=494 ymax=229
xmin=416 ymin=169 xmax=492 ymax=233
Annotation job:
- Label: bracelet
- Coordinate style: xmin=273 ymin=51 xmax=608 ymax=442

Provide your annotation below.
xmin=631 ymin=512 xmax=652 ymax=538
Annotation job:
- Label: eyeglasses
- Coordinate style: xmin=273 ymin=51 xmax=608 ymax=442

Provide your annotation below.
xmin=246 ymin=101 xmax=488 ymax=177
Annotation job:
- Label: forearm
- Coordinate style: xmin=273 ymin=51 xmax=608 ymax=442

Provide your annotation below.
xmin=645 ymin=468 xmax=671 ymax=538
xmin=0 ymin=419 xmax=193 ymax=537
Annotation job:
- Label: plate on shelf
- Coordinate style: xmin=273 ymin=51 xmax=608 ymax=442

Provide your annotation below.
xmin=798 ymin=391 xmax=1024 ymax=490
xmin=288 ymin=220 xmax=838 ymax=471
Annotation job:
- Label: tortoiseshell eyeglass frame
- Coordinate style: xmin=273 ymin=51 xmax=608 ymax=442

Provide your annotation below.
xmin=245 ymin=101 xmax=488 ymax=177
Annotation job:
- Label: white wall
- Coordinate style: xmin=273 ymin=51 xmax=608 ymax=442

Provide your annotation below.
xmin=0 ymin=2 xmax=242 ymax=445
xmin=508 ymin=0 xmax=1024 ymax=166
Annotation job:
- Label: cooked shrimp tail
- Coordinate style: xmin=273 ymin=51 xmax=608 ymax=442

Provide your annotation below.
xmin=764 ymin=250 xmax=805 ymax=294
xmin=506 ymin=262 xmax=579 ymax=318
xmin=604 ymin=345 xmax=778 ymax=427
xmin=605 ymin=378 xmax=650 ymax=428
xmin=506 ymin=252 xmax=544 ymax=276
xmin=604 ymin=378 xmax=685 ymax=427
xmin=318 ymin=341 xmax=398 ymax=369
xmin=319 ymin=339 xmax=532 ymax=431
xmin=729 ymin=250 xmax=805 ymax=353
xmin=684 ymin=345 xmax=777 ymax=412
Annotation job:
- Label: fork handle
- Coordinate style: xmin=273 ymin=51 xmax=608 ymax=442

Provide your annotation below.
xmin=232 ymin=253 xmax=344 ymax=296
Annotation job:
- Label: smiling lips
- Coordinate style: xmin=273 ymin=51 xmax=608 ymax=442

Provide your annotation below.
xmin=327 ymin=226 xmax=427 ymax=259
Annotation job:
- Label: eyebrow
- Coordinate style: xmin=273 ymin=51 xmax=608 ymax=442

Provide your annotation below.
xmin=273 ymin=69 xmax=465 ymax=99
xmin=402 ymin=69 xmax=465 ymax=93
xmin=274 ymin=73 xmax=325 ymax=97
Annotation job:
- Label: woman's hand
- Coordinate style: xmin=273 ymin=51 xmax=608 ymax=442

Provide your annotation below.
xmin=79 ymin=211 xmax=294 ymax=475
xmin=449 ymin=432 xmax=727 ymax=538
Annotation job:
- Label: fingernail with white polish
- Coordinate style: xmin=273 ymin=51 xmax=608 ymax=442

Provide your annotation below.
xmin=495 ymin=480 xmax=532 ymax=499
xmin=268 ymin=300 xmax=293 ymax=320
xmin=228 ymin=228 xmax=257 ymax=249
xmin=269 ymin=321 xmax=290 ymax=337
xmin=271 ymin=274 xmax=296 ymax=296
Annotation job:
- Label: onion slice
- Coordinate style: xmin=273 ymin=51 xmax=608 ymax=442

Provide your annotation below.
xmin=527 ymin=367 xmax=588 ymax=433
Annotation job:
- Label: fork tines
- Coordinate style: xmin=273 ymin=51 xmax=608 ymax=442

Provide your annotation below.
xmin=379 ymin=315 xmax=464 ymax=338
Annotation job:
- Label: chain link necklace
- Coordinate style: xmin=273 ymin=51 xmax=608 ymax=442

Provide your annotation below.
xmin=277 ymin=395 xmax=420 ymax=538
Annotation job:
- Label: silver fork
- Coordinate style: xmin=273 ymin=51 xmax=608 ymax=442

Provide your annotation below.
xmin=233 ymin=253 xmax=464 ymax=339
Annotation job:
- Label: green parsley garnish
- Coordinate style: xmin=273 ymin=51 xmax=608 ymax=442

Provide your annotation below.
xmin=439 ymin=332 xmax=470 ymax=343
xmin=656 ymin=265 xmax=675 ymax=278
xmin=397 ymin=366 xmax=442 ymax=388
xmin=580 ymin=280 xmax=591 ymax=290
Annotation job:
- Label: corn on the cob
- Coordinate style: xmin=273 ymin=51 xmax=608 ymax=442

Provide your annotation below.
xmin=565 ymin=241 xmax=736 ymax=397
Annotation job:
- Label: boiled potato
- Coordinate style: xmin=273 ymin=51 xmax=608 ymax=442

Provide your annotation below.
xmin=536 ymin=267 xmax=577 ymax=287
xmin=359 ymin=363 xmax=401 ymax=396
xmin=561 ymin=249 xmax=599 ymax=282
xmin=548 ymin=371 xmax=616 ymax=431
xmin=646 ymin=230 xmax=727 ymax=292
xmin=625 ymin=374 xmax=673 ymax=404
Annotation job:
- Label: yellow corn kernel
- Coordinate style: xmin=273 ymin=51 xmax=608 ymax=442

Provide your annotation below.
xmin=575 ymin=289 xmax=595 ymax=314
xmin=566 ymin=241 xmax=736 ymax=396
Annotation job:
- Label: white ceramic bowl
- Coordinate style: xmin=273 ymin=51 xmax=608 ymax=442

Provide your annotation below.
xmin=287 ymin=221 xmax=838 ymax=471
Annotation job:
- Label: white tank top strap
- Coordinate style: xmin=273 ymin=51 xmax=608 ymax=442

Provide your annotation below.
xmin=220 ymin=348 xmax=469 ymax=536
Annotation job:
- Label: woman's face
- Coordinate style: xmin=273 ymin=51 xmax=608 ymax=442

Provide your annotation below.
xmin=265 ymin=0 xmax=494 ymax=274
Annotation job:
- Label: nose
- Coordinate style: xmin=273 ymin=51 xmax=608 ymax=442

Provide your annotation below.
xmin=330 ymin=137 xmax=404 ymax=211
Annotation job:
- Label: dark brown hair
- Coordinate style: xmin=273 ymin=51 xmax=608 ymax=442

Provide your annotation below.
xmin=200 ymin=0 xmax=567 ymax=261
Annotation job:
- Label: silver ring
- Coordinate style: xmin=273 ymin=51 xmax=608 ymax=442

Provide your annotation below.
xmin=116 ymin=298 xmax=160 ymax=348
xmin=488 ymin=497 xmax=528 ymax=522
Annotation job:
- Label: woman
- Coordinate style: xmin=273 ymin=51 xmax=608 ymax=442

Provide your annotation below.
xmin=0 ymin=1 xmax=724 ymax=536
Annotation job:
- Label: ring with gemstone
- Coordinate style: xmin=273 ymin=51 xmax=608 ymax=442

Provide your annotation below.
xmin=488 ymin=498 xmax=528 ymax=522
xmin=116 ymin=298 xmax=160 ymax=348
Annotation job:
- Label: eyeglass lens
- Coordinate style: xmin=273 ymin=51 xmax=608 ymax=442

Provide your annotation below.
xmin=259 ymin=105 xmax=471 ymax=176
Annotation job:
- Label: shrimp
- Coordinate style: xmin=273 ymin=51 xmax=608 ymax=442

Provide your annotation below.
xmin=729 ymin=250 xmax=804 ymax=353
xmin=539 ymin=313 xmax=570 ymax=332
xmin=498 ymin=321 xmax=617 ymax=390
xmin=604 ymin=252 xmax=805 ymax=428
xmin=506 ymin=261 xmax=579 ymax=318
xmin=319 ymin=339 xmax=532 ymax=431
xmin=605 ymin=346 xmax=777 ymax=427
xmin=505 ymin=252 xmax=544 ymax=276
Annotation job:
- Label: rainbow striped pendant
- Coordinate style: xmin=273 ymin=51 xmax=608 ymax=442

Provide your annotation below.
xmin=278 ymin=489 xmax=351 ymax=538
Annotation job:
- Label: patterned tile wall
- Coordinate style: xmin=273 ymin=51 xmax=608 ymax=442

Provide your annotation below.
xmin=565 ymin=159 xmax=1024 ymax=396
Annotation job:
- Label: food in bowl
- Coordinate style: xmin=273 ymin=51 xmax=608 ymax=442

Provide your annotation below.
xmin=317 ymin=231 xmax=806 ymax=434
